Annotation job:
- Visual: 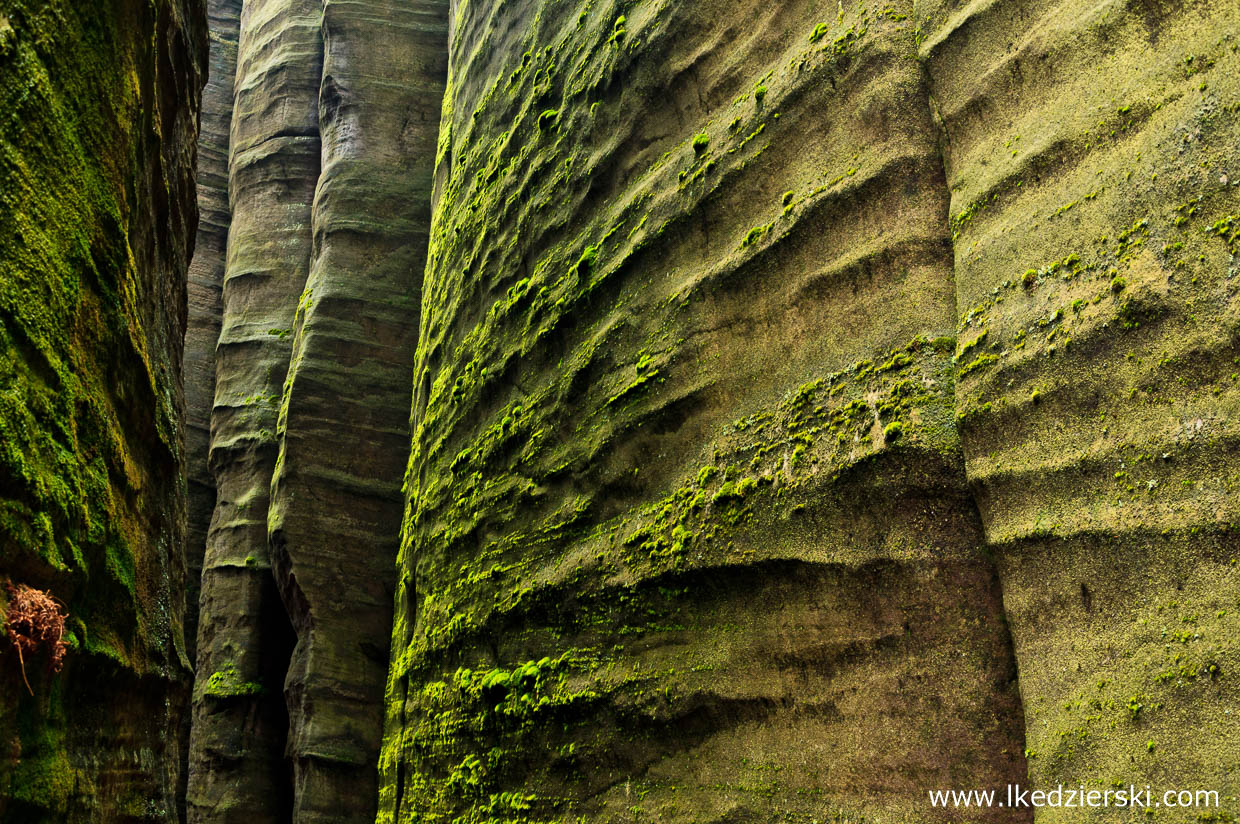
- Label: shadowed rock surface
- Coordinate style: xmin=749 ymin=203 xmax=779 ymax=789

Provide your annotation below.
xmin=0 ymin=0 xmax=206 ymax=820
xmin=186 ymin=1 xmax=447 ymax=821
xmin=186 ymin=0 xmax=320 ymax=820
xmin=184 ymin=0 xmax=239 ymax=678
xmin=266 ymin=1 xmax=448 ymax=820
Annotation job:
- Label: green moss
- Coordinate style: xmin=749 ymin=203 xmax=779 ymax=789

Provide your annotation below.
xmin=7 ymin=682 xmax=79 ymax=816
xmin=741 ymin=221 xmax=773 ymax=248
xmin=609 ymin=15 xmax=627 ymax=45
xmin=1208 ymin=213 xmax=1238 ymax=254
xmin=877 ymin=351 xmax=912 ymax=372
xmin=9 ymin=743 xmax=75 ymax=815
xmin=203 ymin=664 xmax=264 ymax=699
xmin=0 ymin=0 xmax=191 ymax=751
xmin=958 ymin=353 xmax=999 ymax=379
xmin=394 ymin=653 xmax=600 ymax=820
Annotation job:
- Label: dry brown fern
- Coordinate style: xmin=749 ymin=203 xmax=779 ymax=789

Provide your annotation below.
xmin=3 ymin=583 xmax=67 ymax=695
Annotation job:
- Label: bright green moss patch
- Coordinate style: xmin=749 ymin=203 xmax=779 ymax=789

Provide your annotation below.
xmin=1208 ymin=213 xmax=1239 ymax=254
xmin=741 ymin=221 xmax=773 ymax=248
xmin=958 ymin=353 xmax=999 ymax=378
xmin=609 ymin=15 xmax=627 ymax=44
xmin=396 ymin=652 xmax=602 ymax=821
xmin=203 ymin=664 xmax=264 ymax=699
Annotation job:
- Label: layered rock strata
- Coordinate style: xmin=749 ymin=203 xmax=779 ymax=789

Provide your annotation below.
xmin=379 ymin=2 xmax=1028 ymax=821
xmin=178 ymin=0 xmax=1240 ymax=821
xmin=187 ymin=0 xmax=321 ymax=819
xmin=187 ymin=1 xmax=448 ymax=821
xmin=267 ymin=1 xmax=448 ymax=820
xmin=378 ymin=0 xmax=1240 ymax=822
xmin=185 ymin=0 xmax=241 ymax=677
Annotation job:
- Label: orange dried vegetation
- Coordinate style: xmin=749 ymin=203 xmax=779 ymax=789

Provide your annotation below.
xmin=3 ymin=583 xmax=67 ymax=695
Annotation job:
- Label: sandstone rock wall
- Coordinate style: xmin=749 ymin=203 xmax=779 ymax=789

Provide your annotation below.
xmin=920 ymin=0 xmax=1240 ymax=814
xmin=380 ymin=1 xmax=1026 ymax=820
xmin=179 ymin=0 xmax=1240 ymax=821
xmin=0 ymin=0 xmax=206 ymax=820
xmin=378 ymin=0 xmax=1240 ymax=821
xmin=186 ymin=1 xmax=447 ymax=821
xmin=187 ymin=0 xmax=318 ymax=818
xmin=185 ymin=0 xmax=241 ymax=677
xmin=266 ymin=1 xmax=448 ymax=818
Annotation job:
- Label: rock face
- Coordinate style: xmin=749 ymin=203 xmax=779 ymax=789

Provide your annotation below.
xmin=0 ymin=0 xmax=206 ymax=820
xmin=378 ymin=2 xmax=1027 ymax=820
xmin=174 ymin=0 xmax=1240 ymax=820
xmin=186 ymin=1 xmax=447 ymax=821
xmin=5 ymin=0 xmax=1231 ymax=819
xmin=919 ymin=0 xmax=1240 ymax=815
xmin=266 ymin=1 xmax=447 ymax=819
xmin=184 ymin=0 xmax=240 ymax=677
xmin=377 ymin=1 xmax=1240 ymax=822
xmin=187 ymin=0 xmax=317 ymax=818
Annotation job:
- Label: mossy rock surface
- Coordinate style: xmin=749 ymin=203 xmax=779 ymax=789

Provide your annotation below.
xmin=375 ymin=0 xmax=1240 ymax=822
xmin=0 ymin=0 xmax=206 ymax=820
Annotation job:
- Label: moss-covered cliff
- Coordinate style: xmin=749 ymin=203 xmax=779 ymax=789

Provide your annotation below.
xmin=920 ymin=0 xmax=1240 ymax=816
xmin=380 ymin=2 xmax=1024 ymax=821
xmin=377 ymin=0 xmax=1240 ymax=822
xmin=0 ymin=0 xmax=205 ymax=820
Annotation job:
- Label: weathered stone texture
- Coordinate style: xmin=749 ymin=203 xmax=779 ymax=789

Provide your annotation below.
xmin=0 ymin=0 xmax=206 ymax=820
xmin=919 ymin=0 xmax=1240 ymax=815
xmin=187 ymin=0 xmax=322 ymax=819
xmin=377 ymin=0 xmax=1240 ymax=822
xmin=185 ymin=0 xmax=241 ymax=672
xmin=174 ymin=0 xmax=1239 ymax=821
xmin=187 ymin=1 xmax=447 ymax=821
xmin=267 ymin=1 xmax=447 ymax=821
xmin=378 ymin=2 xmax=1028 ymax=821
